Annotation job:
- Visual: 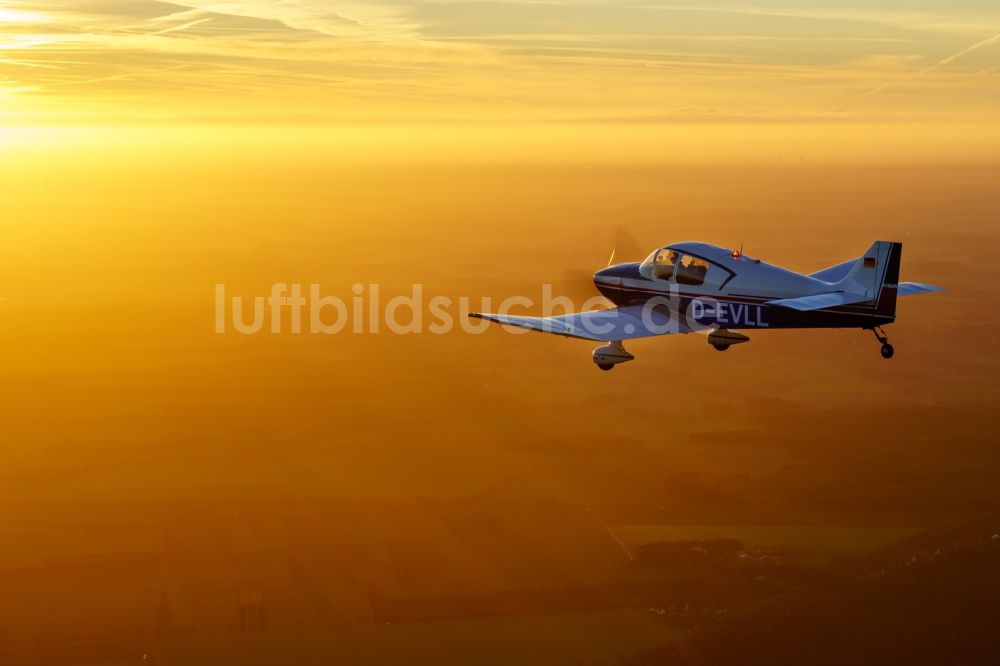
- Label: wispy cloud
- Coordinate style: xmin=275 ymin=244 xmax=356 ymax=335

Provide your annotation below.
xmin=177 ymin=1 xmax=420 ymax=40
xmin=867 ymin=31 xmax=1000 ymax=94
xmin=638 ymin=3 xmax=1000 ymax=36
xmin=0 ymin=0 xmax=998 ymax=123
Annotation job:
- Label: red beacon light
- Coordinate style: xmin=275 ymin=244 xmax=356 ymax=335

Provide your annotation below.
xmin=732 ymin=248 xmax=741 ymax=260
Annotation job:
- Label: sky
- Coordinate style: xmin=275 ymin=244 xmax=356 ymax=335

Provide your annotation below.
xmin=1 ymin=5 xmax=997 ymax=656
xmin=0 ymin=0 xmax=998 ymax=130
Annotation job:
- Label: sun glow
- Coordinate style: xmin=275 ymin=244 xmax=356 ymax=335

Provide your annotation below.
xmin=0 ymin=2 xmax=995 ymax=161
xmin=0 ymin=8 xmax=47 ymax=23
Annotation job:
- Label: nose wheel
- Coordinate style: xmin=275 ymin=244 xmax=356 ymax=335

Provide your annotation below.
xmin=869 ymin=326 xmax=894 ymax=360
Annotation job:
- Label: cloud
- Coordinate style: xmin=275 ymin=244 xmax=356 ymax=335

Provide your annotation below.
xmin=867 ymin=31 xmax=1000 ymax=94
xmin=633 ymin=3 xmax=1000 ymax=36
xmin=175 ymin=1 xmax=419 ymax=40
xmin=1 ymin=0 xmax=999 ymax=123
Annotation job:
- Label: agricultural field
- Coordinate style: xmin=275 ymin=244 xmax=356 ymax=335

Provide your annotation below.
xmin=156 ymin=609 xmax=679 ymax=666
xmin=614 ymin=524 xmax=921 ymax=563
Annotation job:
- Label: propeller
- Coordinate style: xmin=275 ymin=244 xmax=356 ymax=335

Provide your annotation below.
xmin=607 ymin=226 xmax=643 ymax=266
xmin=552 ymin=268 xmax=604 ymax=306
xmin=550 ymin=226 xmax=644 ymax=309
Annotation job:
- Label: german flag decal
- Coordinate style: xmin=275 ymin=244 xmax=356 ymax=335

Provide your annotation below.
xmin=863 ymin=256 xmax=877 ymax=268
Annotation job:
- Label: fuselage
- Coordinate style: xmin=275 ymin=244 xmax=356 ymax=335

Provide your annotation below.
xmin=593 ymin=242 xmax=893 ymax=330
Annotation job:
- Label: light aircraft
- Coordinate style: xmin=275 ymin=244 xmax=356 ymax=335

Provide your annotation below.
xmin=470 ymin=241 xmax=944 ymax=370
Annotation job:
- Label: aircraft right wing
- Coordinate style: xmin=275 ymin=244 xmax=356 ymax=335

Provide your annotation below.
xmin=469 ymin=304 xmax=703 ymax=341
xmin=769 ymin=281 xmax=945 ymax=311
xmin=766 ymin=292 xmax=870 ymax=311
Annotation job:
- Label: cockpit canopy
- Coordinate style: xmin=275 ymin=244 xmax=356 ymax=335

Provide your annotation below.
xmin=639 ymin=248 xmax=712 ymax=286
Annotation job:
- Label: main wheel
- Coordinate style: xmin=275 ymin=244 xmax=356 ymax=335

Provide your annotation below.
xmin=596 ymin=363 xmax=615 ymax=371
xmin=712 ymin=344 xmax=730 ymax=352
xmin=880 ymin=343 xmax=894 ymax=359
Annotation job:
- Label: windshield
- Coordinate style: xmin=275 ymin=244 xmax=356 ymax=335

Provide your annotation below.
xmin=641 ymin=249 xmax=678 ymax=280
xmin=640 ymin=248 xmax=713 ymax=286
xmin=639 ymin=248 xmax=679 ymax=280
xmin=638 ymin=250 xmax=657 ymax=279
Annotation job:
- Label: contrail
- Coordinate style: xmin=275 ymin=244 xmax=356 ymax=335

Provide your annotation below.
xmin=867 ymin=32 xmax=1000 ymax=94
xmin=147 ymin=18 xmax=213 ymax=37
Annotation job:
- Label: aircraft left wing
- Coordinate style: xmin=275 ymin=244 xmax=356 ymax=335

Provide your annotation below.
xmin=469 ymin=305 xmax=701 ymax=341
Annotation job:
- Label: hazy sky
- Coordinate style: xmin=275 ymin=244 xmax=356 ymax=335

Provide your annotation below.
xmin=1 ymin=1 xmax=999 ymax=125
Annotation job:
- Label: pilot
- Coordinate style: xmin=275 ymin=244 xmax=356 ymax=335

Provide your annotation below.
xmin=655 ymin=250 xmax=677 ymax=280
xmin=677 ymin=256 xmax=707 ymax=285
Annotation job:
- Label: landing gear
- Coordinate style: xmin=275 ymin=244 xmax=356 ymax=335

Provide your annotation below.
xmin=707 ymin=329 xmax=749 ymax=351
xmin=592 ymin=341 xmax=634 ymax=371
xmin=869 ymin=326 xmax=894 ymax=360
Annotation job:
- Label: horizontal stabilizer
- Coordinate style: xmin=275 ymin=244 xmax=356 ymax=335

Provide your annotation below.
xmin=767 ymin=292 xmax=870 ymax=311
xmin=898 ymin=282 xmax=946 ymax=296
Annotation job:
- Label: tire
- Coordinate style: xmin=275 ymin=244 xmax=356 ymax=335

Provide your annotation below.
xmin=712 ymin=344 xmax=729 ymax=352
xmin=596 ymin=363 xmax=615 ymax=371
xmin=880 ymin=343 xmax=894 ymax=359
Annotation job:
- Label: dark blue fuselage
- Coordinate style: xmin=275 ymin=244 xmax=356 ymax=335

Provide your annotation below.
xmin=593 ymin=262 xmax=892 ymax=330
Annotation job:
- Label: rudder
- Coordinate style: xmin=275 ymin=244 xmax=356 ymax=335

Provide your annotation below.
xmin=874 ymin=241 xmax=901 ymax=318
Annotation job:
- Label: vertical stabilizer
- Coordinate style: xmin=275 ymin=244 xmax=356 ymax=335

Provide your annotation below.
xmin=836 ymin=241 xmax=902 ymax=319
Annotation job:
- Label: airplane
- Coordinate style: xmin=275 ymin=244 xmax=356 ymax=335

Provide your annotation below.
xmin=470 ymin=241 xmax=944 ymax=370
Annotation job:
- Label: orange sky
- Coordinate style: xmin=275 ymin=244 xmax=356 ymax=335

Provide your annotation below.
xmin=1 ymin=1 xmax=999 ymax=161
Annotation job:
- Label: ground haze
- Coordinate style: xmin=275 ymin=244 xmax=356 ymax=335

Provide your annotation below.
xmin=1 ymin=142 xmax=998 ymax=664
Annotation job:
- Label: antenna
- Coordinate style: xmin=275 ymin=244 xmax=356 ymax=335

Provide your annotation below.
xmin=739 ymin=220 xmax=750 ymax=257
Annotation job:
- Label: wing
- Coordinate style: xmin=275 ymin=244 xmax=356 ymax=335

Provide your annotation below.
xmin=766 ymin=292 xmax=870 ymax=311
xmin=898 ymin=281 xmax=946 ymax=296
xmin=469 ymin=305 xmax=702 ymax=341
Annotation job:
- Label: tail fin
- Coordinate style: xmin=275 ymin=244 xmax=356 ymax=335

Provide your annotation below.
xmin=836 ymin=241 xmax=902 ymax=319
